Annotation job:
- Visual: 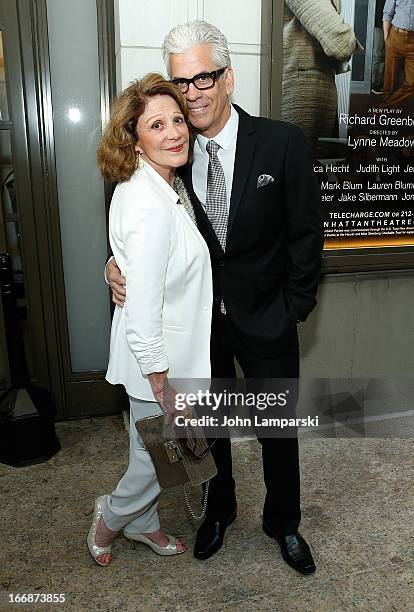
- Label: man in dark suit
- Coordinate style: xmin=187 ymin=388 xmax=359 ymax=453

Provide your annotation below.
xmin=107 ymin=20 xmax=323 ymax=574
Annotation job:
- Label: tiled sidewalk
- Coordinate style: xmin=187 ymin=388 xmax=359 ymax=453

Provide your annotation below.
xmin=1 ymin=415 xmax=413 ymax=611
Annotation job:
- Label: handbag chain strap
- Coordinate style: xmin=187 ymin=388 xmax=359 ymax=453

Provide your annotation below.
xmin=183 ymin=480 xmax=210 ymax=521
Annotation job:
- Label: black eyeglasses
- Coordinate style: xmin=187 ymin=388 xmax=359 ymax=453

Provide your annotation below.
xmin=170 ymin=67 xmax=227 ymax=93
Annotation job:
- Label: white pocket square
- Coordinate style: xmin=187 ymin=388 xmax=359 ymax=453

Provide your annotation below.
xmin=257 ymin=174 xmax=275 ymax=188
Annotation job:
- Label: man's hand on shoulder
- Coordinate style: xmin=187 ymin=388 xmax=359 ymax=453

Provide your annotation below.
xmin=107 ymin=258 xmax=126 ymax=307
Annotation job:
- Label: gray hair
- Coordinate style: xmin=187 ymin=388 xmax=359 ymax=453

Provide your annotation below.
xmin=162 ymin=20 xmax=231 ymax=77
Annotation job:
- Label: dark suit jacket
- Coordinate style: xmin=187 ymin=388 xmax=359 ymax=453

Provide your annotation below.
xmin=180 ymin=104 xmax=323 ymax=359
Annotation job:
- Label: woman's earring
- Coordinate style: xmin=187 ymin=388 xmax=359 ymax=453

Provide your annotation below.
xmin=135 ymin=152 xmax=144 ymax=170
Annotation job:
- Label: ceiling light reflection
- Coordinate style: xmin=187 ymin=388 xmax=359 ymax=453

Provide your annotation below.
xmin=68 ymin=107 xmax=81 ymax=123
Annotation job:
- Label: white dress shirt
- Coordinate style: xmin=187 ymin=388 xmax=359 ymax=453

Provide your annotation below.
xmin=192 ymin=104 xmax=239 ymax=210
xmin=384 ymin=0 xmax=414 ymax=30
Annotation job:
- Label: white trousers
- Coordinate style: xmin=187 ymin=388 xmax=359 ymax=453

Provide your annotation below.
xmin=101 ymin=396 xmax=163 ymax=533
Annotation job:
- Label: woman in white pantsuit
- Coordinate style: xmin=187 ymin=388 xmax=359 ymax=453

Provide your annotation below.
xmin=87 ymin=74 xmax=212 ymax=566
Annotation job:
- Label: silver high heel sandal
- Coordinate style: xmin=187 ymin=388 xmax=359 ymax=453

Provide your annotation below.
xmin=122 ymin=530 xmax=186 ymax=556
xmin=87 ymin=495 xmax=113 ymax=566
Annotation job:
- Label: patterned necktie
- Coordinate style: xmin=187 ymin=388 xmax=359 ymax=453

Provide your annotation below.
xmin=206 ymin=140 xmax=228 ymax=314
xmin=205 ymin=140 xmax=228 ymax=251
xmin=173 ymin=175 xmax=197 ymax=226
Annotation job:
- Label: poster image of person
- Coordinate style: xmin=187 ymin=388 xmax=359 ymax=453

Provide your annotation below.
xmin=382 ymin=0 xmax=414 ymax=111
xmin=282 ymin=0 xmax=358 ymax=152
xmin=282 ymin=0 xmax=414 ymax=251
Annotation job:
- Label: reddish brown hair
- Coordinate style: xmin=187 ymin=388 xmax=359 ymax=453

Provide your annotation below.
xmin=97 ymin=73 xmax=189 ymax=183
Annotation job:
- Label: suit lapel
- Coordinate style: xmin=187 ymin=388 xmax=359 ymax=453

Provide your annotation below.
xmin=227 ymin=105 xmax=257 ymax=236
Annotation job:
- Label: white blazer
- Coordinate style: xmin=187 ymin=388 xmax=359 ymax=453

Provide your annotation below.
xmin=106 ymin=160 xmax=212 ymax=401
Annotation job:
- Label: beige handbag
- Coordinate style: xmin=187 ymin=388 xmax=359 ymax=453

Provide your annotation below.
xmin=135 ymin=413 xmax=217 ymax=484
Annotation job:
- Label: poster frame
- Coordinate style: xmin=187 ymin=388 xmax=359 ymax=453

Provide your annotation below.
xmin=264 ymin=0 xmax=414 ymax=274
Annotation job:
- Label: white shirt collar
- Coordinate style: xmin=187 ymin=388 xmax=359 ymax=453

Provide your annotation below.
xmin=196 ymin=104 xmax=239 ymax=154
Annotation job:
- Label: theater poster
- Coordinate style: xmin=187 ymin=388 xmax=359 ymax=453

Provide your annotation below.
xmin=282 ymin=0 xmax=414 ymax=254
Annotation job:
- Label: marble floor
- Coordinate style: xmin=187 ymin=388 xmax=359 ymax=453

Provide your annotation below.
xmin=1 ymin=415 xmax=413 ymax=611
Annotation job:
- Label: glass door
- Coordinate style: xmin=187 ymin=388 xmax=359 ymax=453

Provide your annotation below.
xmin=0 ymin=27 xmax=10 ymax=391
xmin=0 ymin=0 xmax=126 ymax=418
xmin=0 ymin=4 xmax=41 ymax=394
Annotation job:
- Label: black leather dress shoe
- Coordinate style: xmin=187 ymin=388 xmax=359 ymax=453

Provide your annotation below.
xmin=194 ymin=507 xmax=237 ymax=560
xmin=263 ymin=523 xmax=316 ymax=575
